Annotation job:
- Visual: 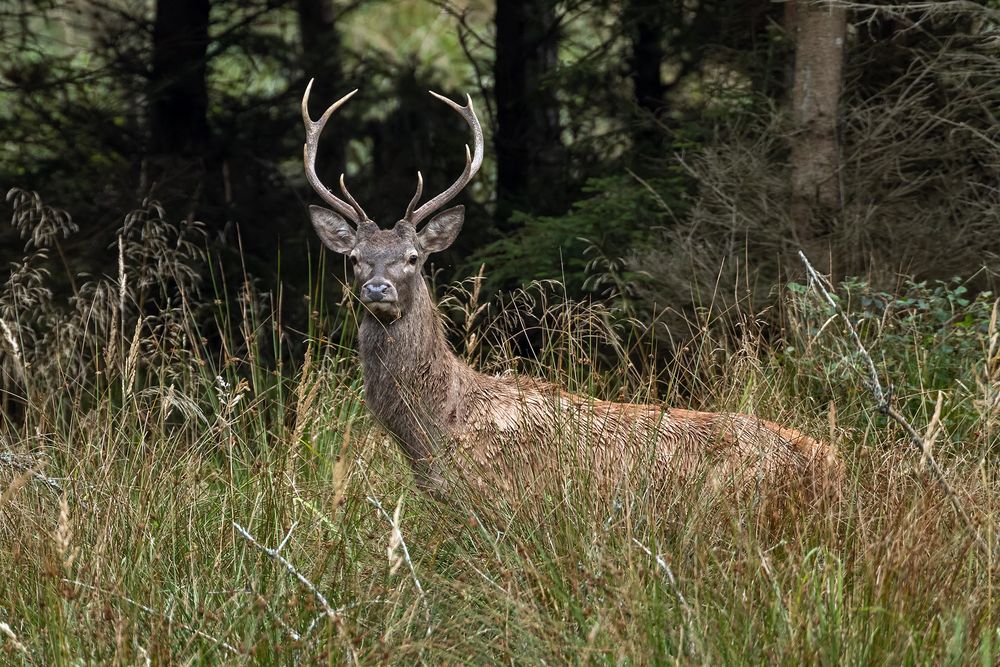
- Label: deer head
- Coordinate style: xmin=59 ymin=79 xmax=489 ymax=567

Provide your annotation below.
xmin=302 ymin=80 xmax=484 ymax=321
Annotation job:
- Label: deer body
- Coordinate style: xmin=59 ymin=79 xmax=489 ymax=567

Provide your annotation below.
xmin=300 ymin=82 xmax=843 ymax=503
xmin=358 ymin=270 xmax=840 ymax=499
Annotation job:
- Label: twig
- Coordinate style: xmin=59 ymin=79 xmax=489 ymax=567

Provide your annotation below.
xmin=0 ymin=451 xmax=65 ymax=496
xmin=631 ymin=538 xmax=687 ymax=606
xmin=366 ymin=494 xmax=432 ymax=638
xmin=233 ymin=522 xmax=358 ymax=664
xmin=62 ymin=578 xmax=239 ymax=655
xmin=275 ymin=521 xmax=298 ymax=554
xmin=232 ymin=522 xmax=338 ymax=622
xmin=426 ymin=0 xmax=496 ymax=131
xmin=798 ymin=251 xmax=989 ymax=556
xmin=632 ymin=538 xmax=698 ymax=657
xmin=427 ymin=0 xmax=493 ymax=49
xmin=255 ymin=592 xmax=302 ymax=642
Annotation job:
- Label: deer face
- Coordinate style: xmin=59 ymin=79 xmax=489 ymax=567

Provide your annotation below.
xmin=309 ymin=205 xmax=465 ymax=321
xmin=300 ymin=81 xmax=483 ymax=322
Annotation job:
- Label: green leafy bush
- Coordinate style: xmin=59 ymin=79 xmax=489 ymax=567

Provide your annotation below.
xmin=472 ymin=172 xmax=687 ymax=301
xmin=786 ymin=275 xmax=999 ymax=445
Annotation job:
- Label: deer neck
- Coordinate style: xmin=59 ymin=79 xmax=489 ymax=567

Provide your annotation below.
xmin=357 ymin=279 xmax=463 ymax=467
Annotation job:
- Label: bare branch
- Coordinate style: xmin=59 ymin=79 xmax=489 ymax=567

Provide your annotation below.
xmin=232 ymin=521 xmax=339 ymax=622
xmin=0 ymin=451 xmax=64 ymax=496
xmin=798 ymin=251 xmax=989 ymax=557
xmin=632 ymin=538 xmax=698 ymax=657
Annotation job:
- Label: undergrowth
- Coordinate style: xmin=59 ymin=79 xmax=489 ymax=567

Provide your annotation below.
xmin=0 ymin=191 xmax=996 ymax=664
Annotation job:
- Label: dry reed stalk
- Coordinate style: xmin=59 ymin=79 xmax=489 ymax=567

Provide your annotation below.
xmin=329 ymin=422 xmax=352 ymax=514
xmin=104 ymin=234 xmax=126 ymax=373
xmin=365 ymin=491 xmax=432 ymax=638
xmin=632 ymin=537 xmax=699 ymax=657
xmin=289 ymin=345 xmax=319 ymax=486
xmin=54 ymin=495 xmax=78 ymax=576
xmin=977 ymin=300 xmax=1000 ymax=435
xmin=921 ymin=391 xmax=945 ymax=469
xmin=123 ymin=317 xmax=142 ymax=397
xmin=0 ymin=467 xmax=32 ymax=509
xmin=0 ymin=317 xmax=23 ymax=381
xmin=0 ymin=620 xmax=29 ymax=656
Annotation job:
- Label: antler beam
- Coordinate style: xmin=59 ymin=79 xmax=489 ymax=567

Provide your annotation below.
xmin=404 ymin=92 xmax=484 ymax=227
xmin=301 ymin=80 xmax=368 ymax=224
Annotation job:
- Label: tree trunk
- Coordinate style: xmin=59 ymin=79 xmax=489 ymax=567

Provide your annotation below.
xmin=149 ymin=0 xmax=210 ymax=157
xmin=788 ymin=0 xmax=846 ymax=233
xmin=626 ymin=0 xmax=666 ymax=116
xmin=494 ymin=0 xmax=565 ymax=228
xmin=148 ymin=0 xmax=212 ymax=220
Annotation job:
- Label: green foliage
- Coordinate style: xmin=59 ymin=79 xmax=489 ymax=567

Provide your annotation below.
xmin=473 ymin=171 xmax=687 ymax=300
xmin=786 ymin=276 xmax=999 ymax=443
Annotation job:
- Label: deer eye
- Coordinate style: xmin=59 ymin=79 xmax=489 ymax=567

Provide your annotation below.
xmin=407 ymin=254 xmax=418 ymax=266
xmin=350 ymin=255 xmax=359 ymax=266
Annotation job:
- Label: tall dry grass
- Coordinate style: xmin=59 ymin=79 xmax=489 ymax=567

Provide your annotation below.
xmin=0 ymin=190 xmax=996 ymax=664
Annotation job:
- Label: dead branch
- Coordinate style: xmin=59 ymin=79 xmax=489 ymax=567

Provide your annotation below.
xmin=0 ymin=451 xmax=65 ymax=496
xmin=798 ymin=250 xmax=989 ymax=557
xmin=232 ymin=521 xmax=339 ymax=623
xmin=366 ymin=493 xmax=432 ymax=638
xmin=632 ymin=538 xmax=699 ymax=657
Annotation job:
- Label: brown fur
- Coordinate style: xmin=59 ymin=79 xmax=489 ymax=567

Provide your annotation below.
xmin=358 ymin=274 xmax=844 ymax=505
xmin=301 ymin=87 xmax=843 ymax=507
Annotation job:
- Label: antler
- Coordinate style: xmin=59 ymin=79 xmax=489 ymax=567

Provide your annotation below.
xmin=301 ymin=79 xmax=368 ymax=224
xmin=404 ymin=92 xmax=484 ymax=227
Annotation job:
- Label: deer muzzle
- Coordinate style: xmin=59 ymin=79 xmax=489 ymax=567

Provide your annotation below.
xmin=361 ymin=280 xmax=397 ymax=304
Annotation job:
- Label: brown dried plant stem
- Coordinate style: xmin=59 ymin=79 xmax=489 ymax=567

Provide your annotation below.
xmin=365 ymin=493 xmax=432 ymax=638
xmin=797 ymin=251 xmax=989 ymax=557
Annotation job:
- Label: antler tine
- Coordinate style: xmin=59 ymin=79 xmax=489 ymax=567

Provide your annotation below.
xmin=301 ymin=80 xmax=366 ymax=224
xmin=403 ymin=171 xmax=424 ymax=222
xmin=338 ymin=173 xmax=368 ymax=222
xmin=408 ymin=92 xmax=484 ymax=227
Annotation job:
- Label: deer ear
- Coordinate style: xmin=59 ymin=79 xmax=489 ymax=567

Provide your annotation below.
xmin=309 ymin=205 xmax=355 ymax=254
xmin=418 ymin=205 xmax=464 ymax=254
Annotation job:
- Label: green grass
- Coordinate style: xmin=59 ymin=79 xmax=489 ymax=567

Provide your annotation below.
xmin=0 ymin=197 xmax=997 ymax=664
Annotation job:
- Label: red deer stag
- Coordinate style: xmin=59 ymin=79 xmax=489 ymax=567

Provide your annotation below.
xmin=302 ymin=81 xmax=843 ymax=504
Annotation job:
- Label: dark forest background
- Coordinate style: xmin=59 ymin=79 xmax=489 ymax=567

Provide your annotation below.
xmin=2 ymin=0 xmax=999 ymax=346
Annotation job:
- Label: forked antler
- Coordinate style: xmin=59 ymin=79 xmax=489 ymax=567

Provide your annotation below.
xmin=301 ymin=79 xmax=368 ymax=224
xmin=403 ymin=92 xmax=484 ymax=227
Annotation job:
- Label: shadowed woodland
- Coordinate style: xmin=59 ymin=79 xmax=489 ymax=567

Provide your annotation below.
xmin=5 ymin=0 xmax=999 ymax=326
xmin=0 ymin=0 xmax=998 ymax=663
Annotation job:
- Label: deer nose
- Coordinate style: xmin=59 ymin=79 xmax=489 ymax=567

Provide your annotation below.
xmin=362 ymin=280 xmax=395 ymax=302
